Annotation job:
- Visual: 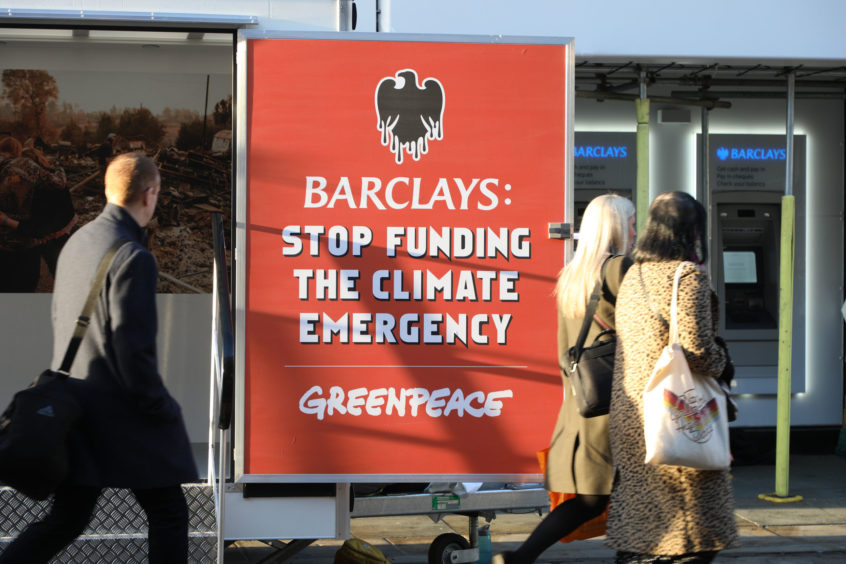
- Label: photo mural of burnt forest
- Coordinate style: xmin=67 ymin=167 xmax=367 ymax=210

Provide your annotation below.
xmin=0 ymin=68 xmax=232 ymax=293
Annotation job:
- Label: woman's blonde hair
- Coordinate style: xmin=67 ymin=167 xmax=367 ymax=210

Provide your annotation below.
xmin=554 ymin=194 xmax=635 ymax=317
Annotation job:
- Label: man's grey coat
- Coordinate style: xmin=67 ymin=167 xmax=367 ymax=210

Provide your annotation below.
xmin=51 ymin=203 xmax=197 ymax=488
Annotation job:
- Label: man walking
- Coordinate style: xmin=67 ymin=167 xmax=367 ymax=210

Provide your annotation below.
xmin=0 ymin=153 xmax=197 ymax=563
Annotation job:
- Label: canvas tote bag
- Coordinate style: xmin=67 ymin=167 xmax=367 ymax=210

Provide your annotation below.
xmin=643 ymin=262 xmax=731 ymax=470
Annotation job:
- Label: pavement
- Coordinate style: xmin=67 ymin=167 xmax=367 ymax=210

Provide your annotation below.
xmin=224 ymin=453 xmax=846 ymax=563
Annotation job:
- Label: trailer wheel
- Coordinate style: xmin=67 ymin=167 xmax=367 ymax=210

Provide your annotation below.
xmin=428 ymin=532 xmax=470 ymax=564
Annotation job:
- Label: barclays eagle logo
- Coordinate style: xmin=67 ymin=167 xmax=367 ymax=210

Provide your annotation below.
xmin=716 ymin=147 xmax=730 ymax=161
xmin=375 ymin=69 xmax=445 ymax=164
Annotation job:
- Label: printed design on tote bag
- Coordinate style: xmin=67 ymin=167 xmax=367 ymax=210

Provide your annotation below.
xmin=663 ymin=389 xmax=720 ymax=443
xmin=375 ymin=69 xmax=445 ymax=164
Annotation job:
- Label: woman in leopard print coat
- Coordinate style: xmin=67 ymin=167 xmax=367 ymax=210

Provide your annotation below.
xmin=606 ymin=192 xmax=738 ymax=563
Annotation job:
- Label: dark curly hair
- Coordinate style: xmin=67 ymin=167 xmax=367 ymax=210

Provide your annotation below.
xmin=633 ymin=191 xmax=708 ymax=264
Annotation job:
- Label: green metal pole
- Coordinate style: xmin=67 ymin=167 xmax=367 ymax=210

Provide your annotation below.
xmin=775 ymin=194 xmax=795 ymax=497
xmin=635 ymin=97 xmax=650 ymax=234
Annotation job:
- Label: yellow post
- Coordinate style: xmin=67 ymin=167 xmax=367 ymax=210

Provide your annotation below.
xmin=759 ymin=194 xmax=802 ymax=503
xmin=775 ymin=194 xmax=795 ymax=496
xmin=635 ymin=98 xmax=650 ymax=234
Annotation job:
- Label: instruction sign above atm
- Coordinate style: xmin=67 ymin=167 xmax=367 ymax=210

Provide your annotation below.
xmin=573 ymin=132 xmax=636 ymax=192
xmin=704 ymin=133 xmax=807 ymax=193
xmin=572 ymin=132 xmax=636 ymax=228
xmin=240 ymin=33 xmax=573 ymax=479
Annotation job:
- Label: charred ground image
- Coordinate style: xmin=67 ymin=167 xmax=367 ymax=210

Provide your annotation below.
xmin=1 ymin=68 xmax=233 ymax=294
xmin=49 ymin=146 xmax=232 ymax=294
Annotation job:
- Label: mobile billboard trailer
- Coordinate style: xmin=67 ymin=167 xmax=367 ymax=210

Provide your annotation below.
xmin=217 ymin=30 xmax=574 ymax=559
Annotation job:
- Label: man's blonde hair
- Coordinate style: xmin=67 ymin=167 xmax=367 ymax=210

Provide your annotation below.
xmin=105 ymin=152 xmax=159 ymax=205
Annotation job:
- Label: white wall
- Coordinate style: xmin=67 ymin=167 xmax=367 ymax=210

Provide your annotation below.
xmin=0 ymin=295 xmax=213 ymax=441
xmin=0 ymin=39 xmax=232 ymax=75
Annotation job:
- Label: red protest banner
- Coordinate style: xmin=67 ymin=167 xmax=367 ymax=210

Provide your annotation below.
xmin=245 ymin=36 xmax=570 ymax=477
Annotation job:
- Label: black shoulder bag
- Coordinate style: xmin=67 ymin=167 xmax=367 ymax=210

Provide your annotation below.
xmin=565 ymin=258 xmax=618 ymax=418
xmin=0 ymin=239 xmax=127 ymax=500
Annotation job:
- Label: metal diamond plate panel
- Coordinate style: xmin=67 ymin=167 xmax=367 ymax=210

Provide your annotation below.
xmin=0 ymin=485 xmax=216 ymax=562
xmin=0 ymin=537 xmax=216 ymax=563
xmin=186 ymin=484 xmax=217 ymax=531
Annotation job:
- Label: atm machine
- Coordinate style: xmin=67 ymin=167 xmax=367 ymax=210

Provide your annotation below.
xmin=702 ymin=134 xmax=806 ymax=396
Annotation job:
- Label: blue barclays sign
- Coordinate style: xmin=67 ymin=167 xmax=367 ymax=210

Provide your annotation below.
xmin=715 ymin=146 xmax=786 ymax=161
xmin=703 ymin=134 xmax=805 ymax=194
xmin=574 ymin=145 xmax=629 ymax=158
xmin=574 ymin=132 xmax=636 ymax=191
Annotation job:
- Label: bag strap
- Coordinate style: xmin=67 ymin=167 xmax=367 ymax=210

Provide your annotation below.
xmin=593 ymin=254 xmax=619 ymax=330
xmin=572 ymin=281 xmax=602 ymax=362
xmin=572 ymin=255 xmax=616 ymax=361
xmin=593 ymin=313 xmax=612 ymax=332
xmin=57 ymin=239 xmax=130 ymax=376
xmin=599 ymin=255 xmax=617 ymax=306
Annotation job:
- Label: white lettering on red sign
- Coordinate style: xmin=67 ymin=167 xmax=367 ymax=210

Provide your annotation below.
xmin=298 ymin=385 xmax=514 ymax=420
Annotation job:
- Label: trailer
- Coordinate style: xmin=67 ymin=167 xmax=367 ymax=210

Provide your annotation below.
xmin=206 ymin=29 xmax=575 ymax=562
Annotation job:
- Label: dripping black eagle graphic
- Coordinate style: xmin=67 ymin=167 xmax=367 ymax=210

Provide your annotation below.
xmin=375 ymin=69 xmax=445 ymax=164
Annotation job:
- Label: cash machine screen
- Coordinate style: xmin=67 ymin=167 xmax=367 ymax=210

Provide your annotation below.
xmin=723 ymin=250 xmax=758 ymax=284
xmin=723 ymin=247 xmax=774 ymax=327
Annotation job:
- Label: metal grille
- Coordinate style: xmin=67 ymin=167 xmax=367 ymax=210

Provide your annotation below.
xmin=0 ymin=484 xmax=216 ymax=563
xmin=574 ymin=60 xmax=846 ymax=103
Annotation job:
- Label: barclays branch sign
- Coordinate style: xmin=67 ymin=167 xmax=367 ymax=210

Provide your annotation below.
xmin=716 ymin=146 xmax=787 ymax=161
xmin=573 ymin=132 xmax=636 ymax=191
xmin=704 ymin=134 xmax=806 ymax=194
xmin=574 ymin=145 xmax=629 ymax=158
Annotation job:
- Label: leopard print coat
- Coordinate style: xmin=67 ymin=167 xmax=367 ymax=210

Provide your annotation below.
xmin=606 ymin=260 xmax=738 ymax=555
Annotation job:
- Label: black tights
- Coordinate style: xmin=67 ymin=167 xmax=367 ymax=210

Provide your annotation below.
xmin=506 ymin=493 xmax=609 ymax=563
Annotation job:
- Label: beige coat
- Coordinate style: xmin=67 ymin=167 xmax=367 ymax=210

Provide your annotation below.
xmin=545 ymin=255 xmax=630 ymax=495
xmin=606 ymin=260 xmax=738 ymax=555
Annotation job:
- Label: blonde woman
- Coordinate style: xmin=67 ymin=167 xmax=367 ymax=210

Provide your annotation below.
xmin=495 ymin=194 xmax=635 ymax=564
